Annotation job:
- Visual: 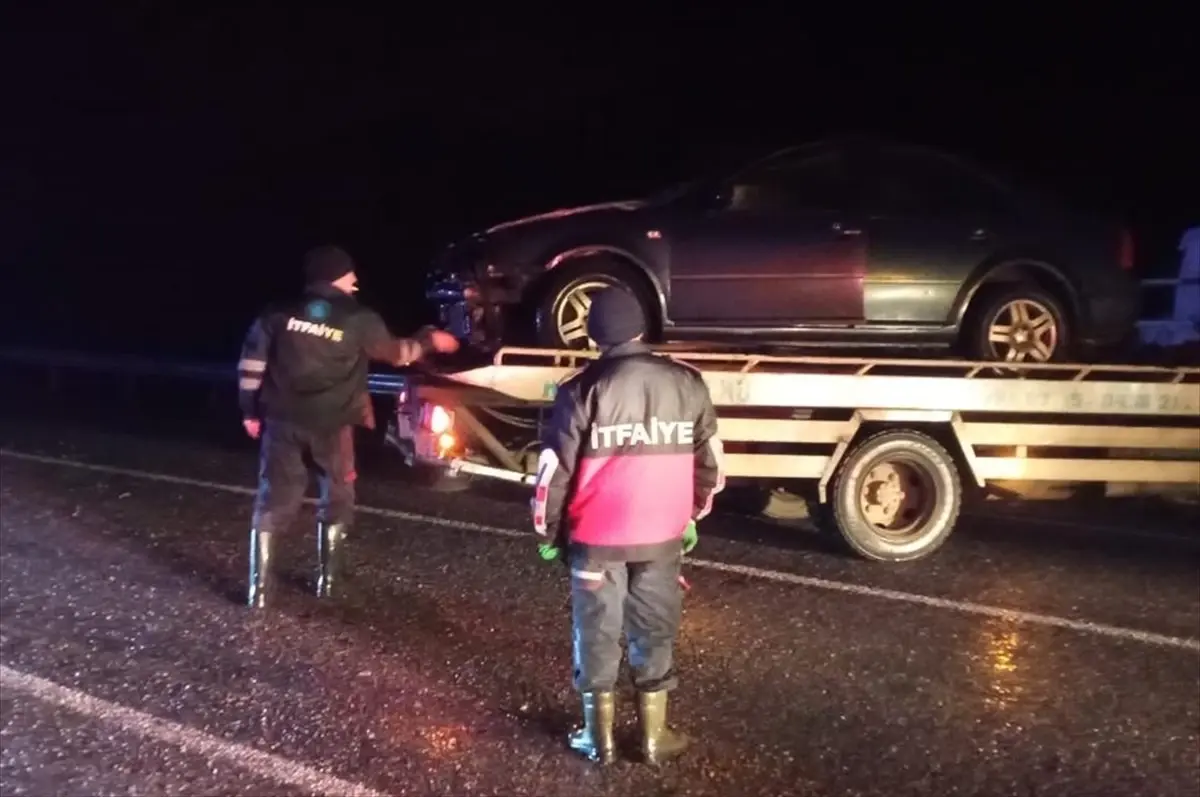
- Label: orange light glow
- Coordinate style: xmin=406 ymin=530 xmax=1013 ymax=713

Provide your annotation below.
xmin=428 ymin=405 xmax=453 ymax=434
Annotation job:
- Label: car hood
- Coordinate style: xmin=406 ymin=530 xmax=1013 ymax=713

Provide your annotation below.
xmin=484 ymin=198 xmax=648 ymax=234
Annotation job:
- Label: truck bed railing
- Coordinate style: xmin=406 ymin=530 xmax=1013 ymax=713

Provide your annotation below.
xmin=490 ymin=346 xmax=1200 ymax=382
xmin=430 ymin=346 xmax=1200 ymax=418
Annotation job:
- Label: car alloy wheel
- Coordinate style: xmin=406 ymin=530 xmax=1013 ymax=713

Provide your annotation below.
xmin=985 ymin=298 xmax=1060 ymax=362
xmin=552 ymin=279 xmax=610 ymax=349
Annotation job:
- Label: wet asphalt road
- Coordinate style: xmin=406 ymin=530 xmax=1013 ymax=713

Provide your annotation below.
xmin=1 ymin=382 xmax=1199 ymax=796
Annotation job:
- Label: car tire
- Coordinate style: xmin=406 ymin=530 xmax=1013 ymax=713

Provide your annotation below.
xmin=534 ymin=259 xmax=654 ymax=350
xmin=962 ymin=285 xmax=1072 ymax=363
xmin=830 ymin=429 xmax=962 ymax=562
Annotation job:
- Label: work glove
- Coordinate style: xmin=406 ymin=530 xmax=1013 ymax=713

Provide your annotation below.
xmin=682 ymin=519 xmax=699 ymax=554
xmin=537 ymin=542 xmax=563 ymax=563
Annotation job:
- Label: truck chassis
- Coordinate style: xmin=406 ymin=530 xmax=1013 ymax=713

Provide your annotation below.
xmin=383 ymin=345 xmax=1200 ymax=562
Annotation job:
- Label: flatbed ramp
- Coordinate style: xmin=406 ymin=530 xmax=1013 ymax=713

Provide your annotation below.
xmin=392 ymin=346 xmax=1199 ymax=562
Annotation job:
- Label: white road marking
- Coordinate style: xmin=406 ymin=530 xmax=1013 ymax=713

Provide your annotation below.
xmin=963 ymin=508 xmax=1200 ymax=545
xmin=3 ymin=448 xmax=1199 ymax=654
xmin=0 ymin=663 xmax=385 ymax=797
xmin=691 ymin=558 xmax=1200 ymax=652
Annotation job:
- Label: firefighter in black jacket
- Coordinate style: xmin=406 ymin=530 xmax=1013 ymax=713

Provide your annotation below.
xmin=238 ymin=245 xmax=459 ymax=608
xmin=531 ymin=286 xmax=725 ymax=766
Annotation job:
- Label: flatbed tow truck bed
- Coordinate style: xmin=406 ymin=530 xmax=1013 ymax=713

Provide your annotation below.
xmin=381 ymin=345 xmax=1200 ymax=562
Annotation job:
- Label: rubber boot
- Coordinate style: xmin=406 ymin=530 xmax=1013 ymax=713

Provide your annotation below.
xmin=567 ymin=691 xmax=617 ymax=765
xmin=316 ymin=521 xmax=347 ymax=599
xmin=637 ymin=690 xmax=689 ymax=765
xmin=247 ymin=529 xmax=274 ymax=608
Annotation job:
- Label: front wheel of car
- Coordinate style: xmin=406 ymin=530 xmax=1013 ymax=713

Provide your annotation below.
xmin=534 ymin=261 xmax=653 ymax=350
xmin=962 ymin=286 xmax=1072 ymax=364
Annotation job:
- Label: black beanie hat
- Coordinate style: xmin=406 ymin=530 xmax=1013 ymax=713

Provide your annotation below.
xmin=586 ymin=286 xmax=646 ymax=347
xmin=304 ymin=245 xmax=356 ymax=285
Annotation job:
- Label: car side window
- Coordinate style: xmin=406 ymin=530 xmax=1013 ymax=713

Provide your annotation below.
xmin=867 ymin=152 xmax=1012 ymax=218
xmin=727 ymin=154 xmax=849 ymax=213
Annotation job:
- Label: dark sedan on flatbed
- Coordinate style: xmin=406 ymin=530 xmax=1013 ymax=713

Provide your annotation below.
xmin=426 ymin=136 xmax=1140 ymax=363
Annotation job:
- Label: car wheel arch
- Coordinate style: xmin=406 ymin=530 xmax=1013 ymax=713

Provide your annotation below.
xmin=541 ymin=245 xmax=668 ymax=322
xmin=951 ymin=257 xmax=1080 ymax=330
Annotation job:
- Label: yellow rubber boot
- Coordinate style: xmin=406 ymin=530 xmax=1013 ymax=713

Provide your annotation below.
xmin=637 ymin=690 xmax=689 ymax=765
xmin=567 ymin=691 xmax=617 ymax=765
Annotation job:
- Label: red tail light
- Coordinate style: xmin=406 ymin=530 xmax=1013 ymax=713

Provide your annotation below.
xmin=1118 ymin=228 xmax=1135 ymax=271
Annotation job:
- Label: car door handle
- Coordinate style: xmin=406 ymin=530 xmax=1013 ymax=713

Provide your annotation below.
xmin=832 ymin=222 xmax=862 ymax=236
xmin=970 ymin=227 xmax=989 ymax=242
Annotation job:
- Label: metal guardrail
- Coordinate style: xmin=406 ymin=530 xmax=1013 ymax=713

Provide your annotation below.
xmin=1141 ymin=278 xmax=1195 ymax=288
xmin=0 ymin=347 xmax=231 ymax=381
xmin=0 ymin=346 xmax=409 ymax=396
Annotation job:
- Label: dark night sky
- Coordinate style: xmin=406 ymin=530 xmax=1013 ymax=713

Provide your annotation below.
xmin=1 ymin=6 xmax=1196 ymax=359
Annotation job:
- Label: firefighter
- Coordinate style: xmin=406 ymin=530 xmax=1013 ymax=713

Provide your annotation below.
xmin=237 ymin=245 xmax=459 ymax=608
xmin=531 ymin=286 xmax=725 ymax=766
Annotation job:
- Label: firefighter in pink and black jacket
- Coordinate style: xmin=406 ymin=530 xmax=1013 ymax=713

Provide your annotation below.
xmin=531 ymin=286 xmax=725 ymax=766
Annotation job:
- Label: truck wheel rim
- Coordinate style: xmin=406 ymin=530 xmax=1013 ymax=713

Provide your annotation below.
xmin=554 ymin=280 xmax=609 ymax=349
xmin=986 ymin=298 xmax=1059 ymax=362
xmin=858 ymin=459 xmax=936 ymax=540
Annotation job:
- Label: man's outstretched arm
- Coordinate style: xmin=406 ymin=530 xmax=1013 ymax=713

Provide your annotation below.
xmin=359 ymin=310 xmax=459 ymax=366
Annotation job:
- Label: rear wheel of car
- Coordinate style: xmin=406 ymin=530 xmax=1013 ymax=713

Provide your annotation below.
xmin=962 ymin=285 xmax=1071 ymax=363
xmin=535 ymin=260 xmax=653 ymax=350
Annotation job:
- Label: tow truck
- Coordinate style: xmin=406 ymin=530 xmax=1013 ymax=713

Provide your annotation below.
xmin=383 ymin=344 xmax=1200 ymax=562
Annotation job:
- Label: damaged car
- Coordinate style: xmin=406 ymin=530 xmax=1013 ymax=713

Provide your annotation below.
xmin=425 ymin=136 xmax=1139 ymax=363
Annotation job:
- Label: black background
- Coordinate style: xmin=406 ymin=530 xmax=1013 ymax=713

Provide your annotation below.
xmin=1 ymin=5 xmax=1195 ymax=360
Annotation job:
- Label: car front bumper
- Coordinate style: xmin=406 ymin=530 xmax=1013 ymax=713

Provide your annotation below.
xmin=425 ymin=271 xmax=523 ymax=348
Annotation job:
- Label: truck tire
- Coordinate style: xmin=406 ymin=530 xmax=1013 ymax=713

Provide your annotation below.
xmin=830 ymin=429 xmax=962 ymax=562
xmin=535 ymin=259 xmax=654 ymax=350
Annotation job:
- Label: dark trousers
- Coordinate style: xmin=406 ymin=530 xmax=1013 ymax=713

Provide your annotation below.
xmin=570 ymin=554 xmax=683 ymax=694
xmin=252 ymin=419 xmax=356 ymax=534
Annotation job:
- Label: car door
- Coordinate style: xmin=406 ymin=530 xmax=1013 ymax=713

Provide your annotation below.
xmin=662 ymin=150 xmax=867 ymax=325
xmin=859 ymin=147 xmax=1015 ymax=324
